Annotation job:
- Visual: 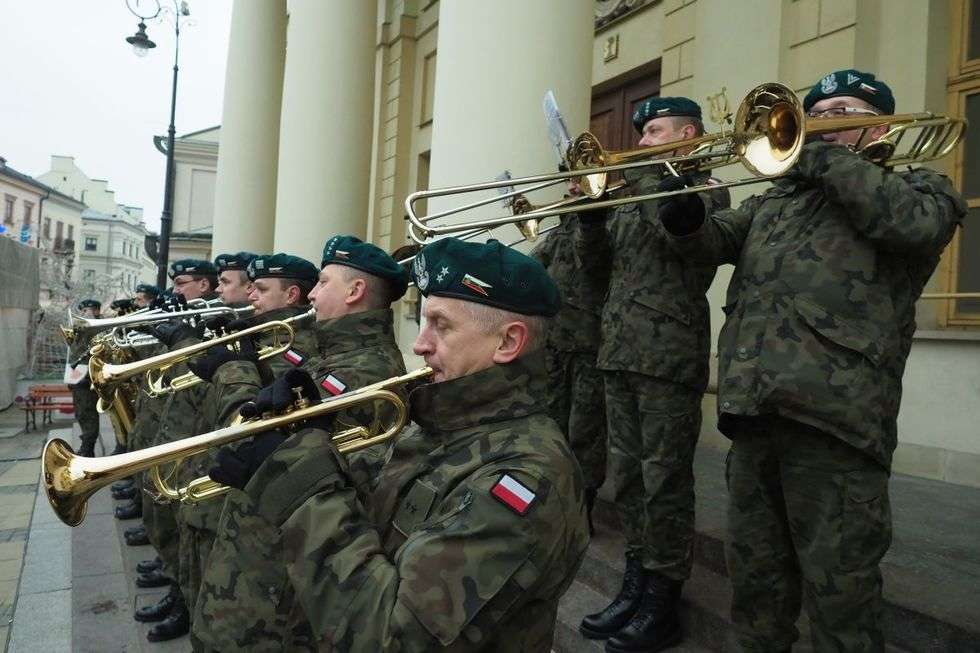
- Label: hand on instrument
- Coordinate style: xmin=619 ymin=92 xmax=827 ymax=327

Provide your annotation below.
xmin=110 ymin=298 xmax=136 ymax=314
xmin=208 ymin=431 xmax=289 ymax=491
xmin=657 ymin=174 xmax=706 ymax=236
xmin=151 ymin=294 xmax=187 ymax=313
xmin=152 ymin=321 xmax=199 ymax=348
xmin=789 ymin=140 xmax=851 ymax=181
xmin=239 ymin=369 xmax=335 ymax=433
xmin=186 ymin=334 xmax=259 ymax=382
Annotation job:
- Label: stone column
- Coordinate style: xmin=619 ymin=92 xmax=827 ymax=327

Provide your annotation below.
xmin=211 ymin=0 xmax=287 ymax=256
xmin=424 ymin=0 xmax=594 ymax=243
xmin=272 ymin=0 xmax=378 ymax=263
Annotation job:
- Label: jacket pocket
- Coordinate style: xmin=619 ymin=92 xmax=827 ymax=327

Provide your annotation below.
xmin=632 ymin=291 xmax=693 ymax=326
xmin=793 ymin=297 xmax=882 ymax=367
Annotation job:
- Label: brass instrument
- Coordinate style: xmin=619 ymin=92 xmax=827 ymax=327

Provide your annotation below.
xmin=405 ymin=82 xmax=966 ymax=243
xmin=145 ymin=309 xmax=315 ymax=397
xmin=43 ymin=367 xmax=434 ymax=526
xmin=87 ymin=309 xmax=313 ymax=399
xmin=60 ymin=300 xmax=250 ymax=345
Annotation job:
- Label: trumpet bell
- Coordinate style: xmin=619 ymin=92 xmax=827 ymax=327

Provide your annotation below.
xmin=734 ymin=83 xmax=805 ymax=177
xmin=42 ymin=439 xmax=89 ymax=527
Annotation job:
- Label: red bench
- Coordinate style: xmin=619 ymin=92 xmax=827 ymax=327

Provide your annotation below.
xmin=16 ymin=384 xmax=75 ymax=432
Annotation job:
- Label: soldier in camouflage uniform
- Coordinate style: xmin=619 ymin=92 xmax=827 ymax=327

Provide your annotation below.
xmin=67 ymin=299 xmax=102 ymax=458
xmin=173 ymin=252 xmax=319 ymax=622
xmin=210 ymin=238 xmax=588 ymax=652
xmin=657 ymin=70 xmax=967 ymax=652
xmin=574 ymin=97 xmax=731 ymax=652
xmin=531 ymin=215 xmax=609 ymax=530
xmin=191 ymin=237 xmax=410 ymax=652
xmin=130 ymin=259 xmax=221 ymax=643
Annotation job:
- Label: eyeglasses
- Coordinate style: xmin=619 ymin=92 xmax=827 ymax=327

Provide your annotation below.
xmin=806 ymin=107 xmax=881 ymax=119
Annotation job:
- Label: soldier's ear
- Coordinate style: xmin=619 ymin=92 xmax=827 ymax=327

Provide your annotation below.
xmin=492 ymin=321 xmax=529 ymax=364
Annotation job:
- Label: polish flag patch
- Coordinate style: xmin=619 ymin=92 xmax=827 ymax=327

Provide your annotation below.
xmin=491 ymin=474 xmax=536 ymax=515
xmin=283 ymin=349 xmax=304 ymax=366
xmin=320 ymin=373 xmax=347 ymax=396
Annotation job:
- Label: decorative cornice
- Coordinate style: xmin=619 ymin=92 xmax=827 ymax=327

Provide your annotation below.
xmin=595 ymin=0 xmax=654 ymax=32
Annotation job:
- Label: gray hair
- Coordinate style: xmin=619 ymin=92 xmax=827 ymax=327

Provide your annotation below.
xmin=462 ymin=301 xmax=550 ymax=352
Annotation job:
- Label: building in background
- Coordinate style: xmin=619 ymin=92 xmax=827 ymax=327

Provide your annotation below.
xmin=0 ymin=156 xmax=46 ymax=247
xmin=37 ymin=155 xmax=156 ymax=302
xmin=197 ymin=0 xmax=977 ymax=485
xmin=154 ymin=126 xmax=219 ymax=262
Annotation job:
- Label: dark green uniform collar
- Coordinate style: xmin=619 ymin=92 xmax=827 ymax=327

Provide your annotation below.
xmin=313 ymin=308 xmax=395 ymax=355
xmin=408 ymin=350 xmax=547 ymax=437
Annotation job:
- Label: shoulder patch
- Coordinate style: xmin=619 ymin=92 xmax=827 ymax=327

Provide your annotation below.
xmin=491 ymin=474 xmax=536 ymax=515
xmin=319 ymin=372 xmax=347 ymax=396
xmin=282 ymin=348 xmax=305 ymax=366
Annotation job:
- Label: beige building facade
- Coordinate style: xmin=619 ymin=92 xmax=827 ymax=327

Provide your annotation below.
xmin=208 ymin=0 xmax=979 ymax=485
xmin=38 ymin=156 xmax=157 ymax=301
xmin=157 ymin=126 xmax=219 ymax=262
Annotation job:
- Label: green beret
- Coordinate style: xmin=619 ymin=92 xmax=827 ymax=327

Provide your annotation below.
xmin=246 ymin=253 xmax=318 ymax=283
xmin=135 ymin=283 xmax=160 ymax=297
xmin=77 ymin=298 xmax=101 ymax=310
xmin=632 ymin=96 xmax=702 ymax=133
xmin=804 ymin=69 xmax=895 ymax=115
xmin=169 ymin=259 xmax=217 ymax=279
xmin=214 ymin=251 xmax=257 ymax=273
xmin=321 ymin=235 xmax=409 ymax=300
xmin=411 ymin=238 xmax=560 ymax=317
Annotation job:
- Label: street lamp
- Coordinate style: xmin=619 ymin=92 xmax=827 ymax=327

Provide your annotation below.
xmin=124 ymin=0 xmax=190 ymax=289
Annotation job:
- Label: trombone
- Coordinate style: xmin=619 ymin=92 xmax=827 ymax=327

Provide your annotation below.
xmin=405 ymin=82 xmax=966 ymax=243
xmin=89 ymin=309 xmax=314 ymax=399
xmin=43 ymin=367 xmax=434 ymax=526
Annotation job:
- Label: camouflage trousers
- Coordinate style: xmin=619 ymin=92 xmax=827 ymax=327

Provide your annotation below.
xmin=725 ymin=415 xmax=891 ymax=653
xmin=178 ymin=524 xmax=216 ymax=616
xmin=604 ymin=371 xmax=701 ymax=580
xmin=545 ymin=350 xmax=607 ymax=490
xmin=69 ymin=381 xmax=100 ymax=447
xmin=144 ymin=496 xmax=181 ymax=578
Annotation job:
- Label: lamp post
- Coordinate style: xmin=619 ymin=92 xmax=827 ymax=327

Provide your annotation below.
xmin=125 ymin=0 xmax=190 ymax=289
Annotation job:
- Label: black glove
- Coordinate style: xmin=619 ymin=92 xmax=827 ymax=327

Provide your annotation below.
xmin=208 ymin=431 xmax=289 ymax=491
xmin=110 ymin=298 xmax=136 ymax=314
xmin=789 ymin=140 xmax=851 ymax=181
xmin=150 ymin=294 xmax=187 ymax=313
xmin=207 ymin=369 xmax=332 ymax=490
xmin=657 ymin=174 xmax=705 ymax=236
xmin=152 ymin=320 xmax=199 ymax=348
xmin=186 ymin=334 xmax=259 ymax=382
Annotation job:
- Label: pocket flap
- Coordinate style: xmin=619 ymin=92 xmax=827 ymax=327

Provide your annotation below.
xmin=633 ymin=291 xmax=692 ymax=325
xmin=794 ymin=297 xmax=882 ymax=366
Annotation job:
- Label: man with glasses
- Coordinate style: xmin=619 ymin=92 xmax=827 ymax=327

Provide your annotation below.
xmin=655 ymin=69 xmax=967 ymax=652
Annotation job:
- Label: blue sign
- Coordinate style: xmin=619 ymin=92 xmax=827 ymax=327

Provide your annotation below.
xmin=19 ymin=227 xmax=31 ymax=244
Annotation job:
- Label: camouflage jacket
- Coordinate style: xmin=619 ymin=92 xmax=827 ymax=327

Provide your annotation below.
xmin=180 ymin=306 xmax=318 ymax=532
xmin=576 ymin=169 xmax=730 ymax=390
xmin=666 ymin=145 xmax=966 ymax=468
xmin=257 ymin=351 xmax=590 ymax=652
xmin=530 ymin=215 xmax=609 ymax=353
xmin=192 ymin=308 xmax=407 ymax=652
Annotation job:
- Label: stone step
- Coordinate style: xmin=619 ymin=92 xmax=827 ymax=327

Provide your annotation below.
xmin=581 ymin=444 xmax=980 ymax=652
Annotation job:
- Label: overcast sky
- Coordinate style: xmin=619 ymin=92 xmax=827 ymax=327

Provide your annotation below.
xmin=1 ymin=0 xmax=232 ymax=233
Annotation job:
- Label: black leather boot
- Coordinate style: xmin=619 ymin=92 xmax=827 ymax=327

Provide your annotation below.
xmin=125 ymin=529 xmax=150 ymax=546
xmin=585 ymin=487 xmax=598 ymax=536
xmin=115 ymin=500 xmax=142 ymax=520
xmin=113 ymin=485 xmax=139 ymax=500
xmin=135 ymin=585 xmax=178 ymax=623
xmin=112 ymin=478 xmax=135 ymax=492
xmin=78 ymin=440 xmax=96 ymax=458
xmin=136 ymin=569 xmax=173 ymax=588
xmin=580 ymin=553 xmax=648 ymax=639
xmin=604 ymin=572 xmax=683 ymax=653
xmin=137 ymin=557 xmax=162 ymax=574
xmin=125 ymin=525 xmax=145 ymax=537
xmin=147 ymin=593 xmax=190 ymax=642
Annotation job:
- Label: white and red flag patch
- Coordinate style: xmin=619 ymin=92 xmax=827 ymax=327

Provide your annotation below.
xmin=491 ymin=474 xmax=536 ymax=515
xmin=282 ymin=349 xmax=304 ymax=366
xmin=320 ymin=373 xmax=347 ymax=396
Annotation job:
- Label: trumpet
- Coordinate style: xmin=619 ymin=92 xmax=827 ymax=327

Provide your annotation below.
xmin=43 ymin=367 xmax=434 ymax=526
xmin=88 ymin=309 xmax=314 ymax=399
xmin=405 ymin=82 xmax=966 ymax=243
xmin=60 ymin=301 xmax=250 ymax=345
